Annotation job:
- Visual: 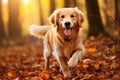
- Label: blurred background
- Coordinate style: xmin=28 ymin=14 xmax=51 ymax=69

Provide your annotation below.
xmin=0 ymin=0 xmax=120 ymax=46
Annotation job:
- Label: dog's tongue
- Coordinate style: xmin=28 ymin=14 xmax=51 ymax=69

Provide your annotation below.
xmin=64 ymin=29 xmax=71 ymax=36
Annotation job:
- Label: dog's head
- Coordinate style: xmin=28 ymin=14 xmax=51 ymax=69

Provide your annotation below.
xmin=48 ymin=7 xmax=84 ymax=36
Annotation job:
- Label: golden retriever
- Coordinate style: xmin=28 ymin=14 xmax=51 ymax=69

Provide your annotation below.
xmin=29 ymin=7 xmax=85 ymax=77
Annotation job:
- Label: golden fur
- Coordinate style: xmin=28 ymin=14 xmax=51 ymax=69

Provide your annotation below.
xmin=29 ymin=7 xmax=85 ymax=77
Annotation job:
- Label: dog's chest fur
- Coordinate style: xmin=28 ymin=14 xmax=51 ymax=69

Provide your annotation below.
xmin=63 ymin=43 xmax=75 ymax=60
xmin=46 ymin=28 xmax=80 ymax=60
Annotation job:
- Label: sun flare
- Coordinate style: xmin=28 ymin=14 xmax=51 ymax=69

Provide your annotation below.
xmin=22 ymin=0 xmax=29 ymax=4
xmin=2 ymin=0 xmax=8 ymax=4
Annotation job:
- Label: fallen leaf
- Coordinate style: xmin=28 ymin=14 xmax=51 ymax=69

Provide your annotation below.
xmin=21 ymin=70 xmax=29 ymax=77
xmin=87 ymin=48 xmax=97 ymax=53
xmin=94 ymin=63 xmax=100 ymax=70
xmin=83 ymin=58 xmax=93 ymax=64
xmin=97 ymin=74 xmax=105 ymax=79
xmin=89 ymin=36 xmax=95 ymax=41
xmin=111 ymin=60 xmax=118 ymax=69
xmin=7 ymin=71 xmax=16 ymax=77
xmin=7 ymin=72 xmax=14 ymax=77
xmin=114 ymin=30 xmax=119 ymax=36
xmin=82 ymin=63 xmax=89 ymax=70
xmin=0 ymin=36 xmax=120 ymax=79
xmin=83 ymin=74 xmax=93 ymax=79
xmin=112 ymin=75 xmax=120 ymax=80
xmin=78 ymin=73 xmax=83 ymax=78
xmin=38 ymin=72 xmax=50 ymax=80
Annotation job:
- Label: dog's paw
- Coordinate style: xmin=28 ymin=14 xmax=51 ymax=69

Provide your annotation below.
xmin=68 ymin=56 xmax=78 ymax=67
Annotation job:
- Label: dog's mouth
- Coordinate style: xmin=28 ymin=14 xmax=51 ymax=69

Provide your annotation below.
xmin=64 ymin=28 xmax=72 ymax=36
xmin=63 ymin=23 xmax=77 ymax=36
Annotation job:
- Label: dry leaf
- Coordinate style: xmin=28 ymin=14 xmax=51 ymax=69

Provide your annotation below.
xmin=7 ymin=71 xmax=16 ymax=77
xmin=78 ymin=73 xmax=84 ymax=78
xmin=89 ymin=36 xmax=95 ymax=41
xmin=83 ymin=74 xmax=93 ymax=79
xmin=83 ymin=58 xmax=93 ymax=64
xmin=87 ymin=48 xmax=97 ymax=53
xmin=0 ymin=36 xmax=120 ymax=79
xmin=97 ymin=74 xmax=105 ymax=79
xmin=21 ymin=70 xmax=29 ymax=77
xmin=38 ymin=73 xmax=50 ymax=80
xmin=111 ymin=60 xmax=118 ymax=69
xmin=7 ymin=72 xmax=14 ymax=77
xmin=114 ymin=30 xmax=119 ymax=36
xmin=94 ymin=63 xmax=100 ymax=70
xmin=82 ymin=63 xmax=89 ymax=70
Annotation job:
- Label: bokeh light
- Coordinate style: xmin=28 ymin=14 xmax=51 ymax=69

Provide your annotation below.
xmin=2 ymin=0 xmax=8 ymax=4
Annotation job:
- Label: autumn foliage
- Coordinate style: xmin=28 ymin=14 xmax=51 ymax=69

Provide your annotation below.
xmin=0 ymin=36 xmax=120 ymax=80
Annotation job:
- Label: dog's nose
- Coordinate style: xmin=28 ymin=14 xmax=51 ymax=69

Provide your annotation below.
xmin=65 ymin=22 xmax=71 ymax=27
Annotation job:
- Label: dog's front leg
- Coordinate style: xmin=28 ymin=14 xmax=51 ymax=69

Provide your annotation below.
xmin=53 ymin=50 xmax=71 ymax=77
xmin=68 ymin=46 xmax=85 ymax=67
xmin=44 ymin=39 xmax=52 ymax=70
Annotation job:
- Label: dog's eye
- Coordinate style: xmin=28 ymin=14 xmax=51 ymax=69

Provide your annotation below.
xmin=61 ymin=15 xmax=65 ymax=18
xmin=71 ymin=14 xmax=75 ymax=18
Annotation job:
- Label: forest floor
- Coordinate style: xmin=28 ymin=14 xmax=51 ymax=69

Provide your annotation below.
xmin=0 ymin=36 xmax=120 ymax=80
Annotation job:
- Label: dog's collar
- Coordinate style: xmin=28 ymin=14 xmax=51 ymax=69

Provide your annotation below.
xmin=64 ymin=36 xmax=72 ymax=42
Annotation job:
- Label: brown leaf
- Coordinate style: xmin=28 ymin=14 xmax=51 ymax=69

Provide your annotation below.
xmin=97 ymin=74 xmax=105 ymax=79
xmin=83 ymin=74 xmax=94 ymax=79
xmin=38 ymin=72 xmax=50 ymax=80
xmin=111 ymin=60 xmax=118 ymax=69
xmin=21 ymin=70 xmax=30 ymax=77
xmin=112 ymin=75 xmax=120 ymax=80
xmin=78 ymin=73 xmax=83 ymax=78
xmin=87 ymin=48 xmax=97 ymax=53
xmin=83 ymin=58 xmax=93 ymax=64
xmin=7 ymin=72 xmax=13 ymax=77
xmin=89 ymin=36 xmax=95 ymax=41
xmin=82 ymin=63 xmax=89 ymax=70
xmin=94 ymin=63 xmax=100 ymax=70
xmin=7 ymin=71 xmax=16 ymax=77
xmin=114 ymin=30 xmax=119 ymax=36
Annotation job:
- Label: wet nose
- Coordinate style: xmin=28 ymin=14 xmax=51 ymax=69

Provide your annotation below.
xmin=65 ymin=22 xmax=71 ymax=28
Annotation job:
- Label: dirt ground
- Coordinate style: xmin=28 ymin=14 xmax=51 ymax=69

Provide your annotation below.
xmin=0 ymin=36 xmax=120 ymax=80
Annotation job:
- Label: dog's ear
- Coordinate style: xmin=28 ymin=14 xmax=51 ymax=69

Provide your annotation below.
xmin=48 ymin=9 xmax=60 ymax=27
xmin=48 ymin=12 xmax=56 ymax=26
xmin=74 ymin=7 xmax=84 ymax=27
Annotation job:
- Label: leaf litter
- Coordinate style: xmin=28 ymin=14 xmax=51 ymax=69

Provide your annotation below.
xmin=0 ymin=36 xmax=120 ymax=80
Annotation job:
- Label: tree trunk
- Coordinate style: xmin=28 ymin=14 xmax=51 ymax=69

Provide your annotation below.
xmin=8 ymin=0 xmax=21 ymax=39
xmin=38 ymin=0 xmax=44 ymax=25
xmin=74 ymin=0 xmax=77 ymax=6
xmin=72 ymin=0 xmax=77 ymax=7
xmin=50 ymin=0 xmax=55 ymax=14
xmin=0 ymin=0 xmax=6 ymax=39
xmin=64 ymin=0 xmax=76 ymax=7
xmin=64 ymin=0 xmax=70 ymax=7
xmin=85 ymin=0 xmax=105 ymax=37
xmin=115 ymin=0 xmax=120 ymax=26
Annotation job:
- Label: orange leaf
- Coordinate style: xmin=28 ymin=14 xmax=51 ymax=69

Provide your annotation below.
xmin=111 ymin=60 xmax=118 ymax=69
xmin=89 ymin=36 xmax=95 ymax=41
xmin=7 ymin=72 xmax=14 ymax=77
xmin=82 ymin=63 xmax=89 ymax=69
xmin=87 ymin=48 xmax=97 ymax=53
xmin=94 ymin=63 xmax=100 ymax=70
xmin=97 ymin=74 xmax=105 ymax=79
xmin=21 ymin=70 xmax=29 ymax=77
xmin=78 ymin=73 xmax=84 ymax=78
xmin=38 ymin=73 xmax=50 ymax=80
xmin=114 ymin=30 xmax=119 ymax=36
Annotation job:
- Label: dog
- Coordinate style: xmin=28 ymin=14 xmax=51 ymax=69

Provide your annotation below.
xmin=29 ymin=7 xmax=85 ymax=77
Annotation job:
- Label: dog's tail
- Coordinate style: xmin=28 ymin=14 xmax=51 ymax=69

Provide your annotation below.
xmin=29 ymin=25 xmax=51 ymax=38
